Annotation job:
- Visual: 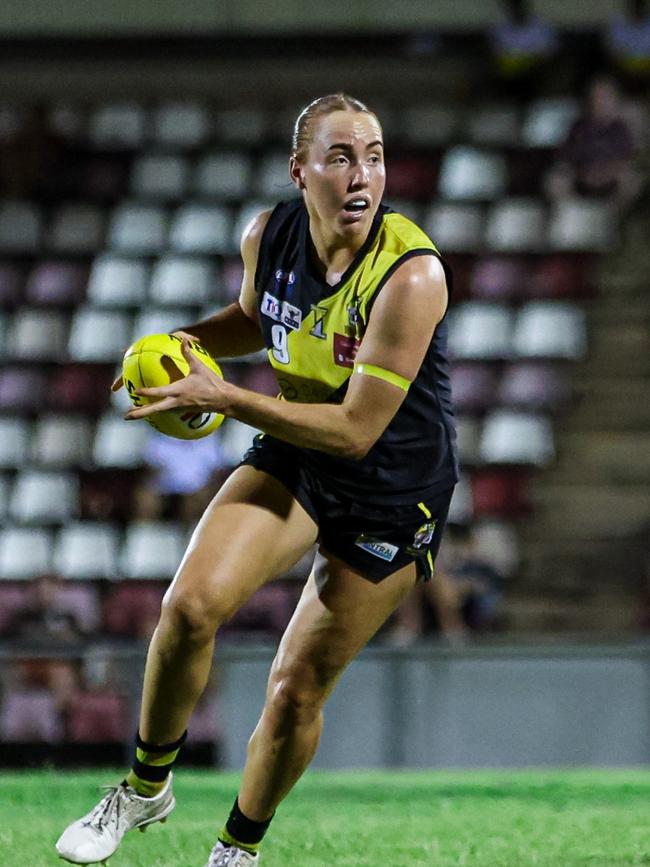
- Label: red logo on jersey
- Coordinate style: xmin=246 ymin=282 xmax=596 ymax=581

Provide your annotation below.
xmin=333 ymin=333 xmax=360 ymax=368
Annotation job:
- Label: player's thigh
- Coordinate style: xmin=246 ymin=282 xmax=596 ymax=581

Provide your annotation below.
xmin=267 ymin=549 xmax=417 ymax=700
xmin=163 ymin=465 xmax=318 ymax=622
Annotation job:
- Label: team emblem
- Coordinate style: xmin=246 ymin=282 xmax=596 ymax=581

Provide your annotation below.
xmin=407 ymin=521 xmax=437 ymax=553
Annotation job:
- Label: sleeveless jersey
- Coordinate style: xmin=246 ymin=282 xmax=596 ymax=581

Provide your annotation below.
xmin=254 ymin=199 xmax=458 ymax=504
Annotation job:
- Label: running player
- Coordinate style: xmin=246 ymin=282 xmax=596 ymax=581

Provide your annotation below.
xmin=56 ymin=93 xmax=458 ymax=867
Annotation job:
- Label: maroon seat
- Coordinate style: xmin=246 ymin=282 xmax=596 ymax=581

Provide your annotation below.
xmin=0 ymin=585 xmax=29 ymax=634
xmin=498 ymin=362 xmax=568 ymax=411
xmin=26 ymin=261 xmax=88 ymax=306
xmin=471 ymin=470 xmax=531 ymax=518
xmin=224 ymin=583 xmax=296 ymax=638
xmin=0 ymin=263 xmax=23 ymax=308
xmin=55 ymin=583 xmax=102 ymax=633
xmin=528 ymin=254 xmax=592 ymax=300
xmin=385 ymin=155 xmax=439 ymax=201
xmin=0 ymin=367 xmax=48 ymax=412
xmin=0 ymin=689 xmax=63 ymax=741
xmin=103 ymin=582 xmax=165 ymax=637
xmin=470 ymin=256 xmax=530 ymax=302
xmin=66 ymin=690 xmax=130 ymax=742
xmin=47 ymin=364 xmax=113 ymax=413
xmin=450 ymin=363 xmax=499 ymax=412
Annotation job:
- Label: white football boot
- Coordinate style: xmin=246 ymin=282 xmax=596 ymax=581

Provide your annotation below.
xmin=56 ymin=774 xmax=175 ymax=865
xmin=205 ymin=841 xmax=260 ymax=866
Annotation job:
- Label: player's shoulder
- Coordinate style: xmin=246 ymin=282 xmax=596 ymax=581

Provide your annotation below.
xmin=379 ymin=207 xmax=439 ymax=255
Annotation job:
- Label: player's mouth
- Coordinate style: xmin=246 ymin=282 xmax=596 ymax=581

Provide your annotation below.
xmin=341 ymin=196 xmax=371 ymax=221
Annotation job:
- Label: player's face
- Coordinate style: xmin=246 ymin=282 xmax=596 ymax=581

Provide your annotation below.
xmin=291 ymin=111 xmax=386 ymax=238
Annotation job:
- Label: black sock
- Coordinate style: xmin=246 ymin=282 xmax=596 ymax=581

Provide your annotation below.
xmin=218 ymin=797 xmax=274 ymax=852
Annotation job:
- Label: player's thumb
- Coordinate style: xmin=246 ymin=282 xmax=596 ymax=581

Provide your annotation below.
xmin=111 ymin=375 xmax=124 ymax=392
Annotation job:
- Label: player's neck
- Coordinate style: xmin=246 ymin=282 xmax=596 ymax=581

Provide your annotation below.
xmin=308 ymin=221 xmax=367 ymax=287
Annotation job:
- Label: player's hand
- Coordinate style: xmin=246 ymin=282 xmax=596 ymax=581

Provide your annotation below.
xmin=110 ymin=330 xmax=200 ymax=393
xmin=124 ymin=337 xmax=230 ymax=420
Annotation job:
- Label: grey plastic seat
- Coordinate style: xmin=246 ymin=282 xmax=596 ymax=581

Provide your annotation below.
xmin=149 ymin=256 xmax=216 ymax=306
xmin=422 ymin=204 xmax=483 ymax=253
xmin=438 ymin=147 xmax=507 ymax=201
xmin=447 ymin=302 xmax=514 ymax=360
xmin=465 ymin=104 xmax=520 ymax=147
xmin=480 ymin=411 xmax=555 ymax=465
xmin=402 ymin=105 xmax=458 ymax=146
xmin=9 ymin=470 xmax=78 ymax=523
xmin=255 ymin=153 xmax=297 ymax=199
xmin=87 ymin=255 xmax=149 ymax=306
xmin=152 ymin=102 xmax=210 ymax=149
xmin=215 ymin=108 xmax=268 ymax=144
xmin=522 ymin=98 xmax=579 ymax=148
xmin=8 ymin=310 xmax=68 ymax=362
xmin=168 ymin=204 xmax=232 ymax=254
xmin=89 ymin=102 xmax=147 ymax=149
xmin=513 ymin=302 xmax=586 ymax=359
xmin=0 ymin=418 xmax=30 ymax=469
xmin=130 ymin=307 xmax=196 ymax=344
xmin=54 ymin=522 xmax=120 ymax=580
xmin=92 ymin=413 xmax=150 ymax=468
xmin=108 ymin=203 xmax=167 ymax=254
xmin=68 ymin=308 xmax=131 ymax=362
xmin=547 ymin=199 xmax=616 ymax=252
xmin=485 ymin=199 xmax=546 ymax=252
xmin=130 ymin=153 xmax=191 ymax=201
xmin=0 ymin=201 xmax=43 ymax=253
xmin=0 ymin=526 xmax=53 ymax=579
xmin=120 ymin=521 xmax=186 ymax=579
xmin=48 ymin=204 xmax=105 ymax=253
xmin=193 ymin=151 xmax=253 ymax=200
xmin=30 ymin=415 xmax=93 ymax=467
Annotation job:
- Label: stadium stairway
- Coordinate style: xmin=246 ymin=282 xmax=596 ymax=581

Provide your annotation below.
xmin=513 ymin=212 xmax=650 ymax=635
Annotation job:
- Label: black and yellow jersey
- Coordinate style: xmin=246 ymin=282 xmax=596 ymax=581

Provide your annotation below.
xmin=254 ymin=199 xmax=458 ymax=504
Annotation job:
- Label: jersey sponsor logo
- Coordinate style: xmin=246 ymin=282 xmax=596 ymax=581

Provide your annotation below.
xmin=355 ymin=535 xmax=399 ymax=562
xmin=261 ymin=292 xmax=302 ymax=330
xmin=333 ymin=332 xmax=361 ymax=368
xmin=274 ymin=269 xmax=296 ymax=291
xmin=309 ymin=304 xmax=328 ymax=339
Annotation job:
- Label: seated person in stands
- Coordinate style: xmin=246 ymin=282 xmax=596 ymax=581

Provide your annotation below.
xmin=4 ymin=573 xmax=85 ymax=644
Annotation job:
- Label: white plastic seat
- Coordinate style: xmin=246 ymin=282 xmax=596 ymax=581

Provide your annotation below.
xmin=215 ymin=108 xmax=268 ymax=143
xmin=121 ymin=521 xmax=185 ymax=579
xmin=547 ymin=199 xmax=615 ymax=251
xmin=485 ymin=199 xmax=546 ymax=252
xmin=54 ymin=522 xmax=120 ymax=580
xmin=30 ymin=415 xmax=93 ymax=467
xmin=130 ymin=154 xmax=190 ymax=201
xmin=193 ymin=151 xmax=253 ymax=200
xmin=480 ymin=411 xmax=555 ymax=465
xmin=68 ymin=308 xmax=131 ymax=362
xmin=473 ymin=519 xmax=520 ymax=578
xmin=89 ymin=102 xmax=147 ymax=149
xmin=0 ymin=526 xmax=53 ymax=579
xmin=454 ymin=415 xmax=481 ymax=464
xmin=0 ymin=418 xmax=30 ymax=468
xmin=423 ymin=204 xmax=483 ymax=253
xmin=149 ymin=257 xmax=215 ymax=306
xmin=87 ymin=255 xmax=149 ymax=306
xmin=401 ymin=105 xmax=458 ymax=145
xmin=9 ymin=470 xmax=78 ymax=523
xmin=513 ymin=302 xmax=586 ymax=359
xmin=153 ymin=102 xmax=210 ymax=149
xmin=131 ymin=307 xmax=196 ymax=344
xmin=438 ymin=147 xmax=507 ymax=201
xmin=8 ymin=309 xmax=68 ymax=362
xmin=0 ymin=475 xmax=8 ymax=521
xmin=447 ymin=302 xmax=513 ymax=360
xmin=108 ymin=203 xmax=167 ymax=254
xmin=48 ymin=204 xmax=105 ymax=253
xmin=465 ymin=104 xmax=520 ymax=146
xmin=92 ymin=414 xmax=150 ymax=468
xmin=0 ymin=201 xmax=42 ymax=253
xmin=232 ymin=201 xmax=275 ymax=249
xmin=522 ymin=97 xmax=579 ymax=148
xmin=168 ymin=204 xmax=232 ymax=254
xmin=255 ymin=153 xmax=297 ymax=199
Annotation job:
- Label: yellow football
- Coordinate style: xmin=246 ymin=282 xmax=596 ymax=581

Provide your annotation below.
xmin=122 ymin=333 xmax=225 ymax=440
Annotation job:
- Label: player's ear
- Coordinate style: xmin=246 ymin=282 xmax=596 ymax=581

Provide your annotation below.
xmin=289 ymin=156 xmax=306 ymax=190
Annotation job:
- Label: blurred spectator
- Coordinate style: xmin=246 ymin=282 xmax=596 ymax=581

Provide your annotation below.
xmin=132 ymin=429 xmax=228 ymax=523
xmin=545 ymin=76 xmax=641 ymax=208
xmin=4 ymin=573 xmax=86 ymax=644
xmin=489 ymin=0 xmax=559 ymax=91
xmin=386 ymin=523 xmax=505 ymax=646
xmin=605 ymin=0 xmax=650 ymax=82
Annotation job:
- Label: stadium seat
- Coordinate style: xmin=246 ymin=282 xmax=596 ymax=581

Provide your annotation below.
xmin=221 ymin=257 xmax=245 ymax=302
xmin=30 ymin=414 xmax=93 ymax=467
xmin=214 ymin=108 xmax=268 ymax=143
xmin=471 ymin=469 xmax=531 ymax=517
xmin=465 ymin=103 xmax=520 ymax=147
xmin=54 ymin=522 xmax=120 ymax=580
xmin=0 ymin=262 xmax=24 ymax=307
xmin=47 ymin=364 xmax=113 ymax=413
xmin=47 ymin=204 xmax=105 ymax=253
xmin=67 ymin=691 xmax=130 ymax=742
xmin=423 ymin=203 xmax=483 ymax=252
xmin=447 ymin=474 xmax=474 ymax=524
xmin=25 ymin=261 xmax=87 ymax=306
xmin=103 ymin=582 xmax=165 ymax=635
xmin=168 ymin=204 xmax=232 ymax=254
xmin=480 ymin=411 xmax=555 ymax=465
xmin=497 ymin=362 xmax=567 ymax=411
xmin=447 ymin=302 xmax=513 ymax=360
xmin=0 ymin=475 xmax=9 ymax=522
xmin=149 ymin=256 xmax=217 ymax=306
xmin=512 ymin=302 xmax=586 ymax=359
xmin=454 ymin=415 xmax=481 ymax=464
xmin=485 ymin=198 xmax=546 ymax=252
xmin=9 ymin=470 xmax=79 ymax=523
xmin=254 ymin=153 xmax=299 ymax=199
xmin=0 ymin=689 xmax=63 ymax=742
xmin=232 ymin=201 xmax=275 ymax=250
xmin=438 ymin=146 xmax=507 ymax=200
xmin=521 ymin=97 xmax=579 ymax=148
xmin=547 ymin=199 xmax=616 ymax=251
xmin=92 ymin=413 xmax=150 ymax=468
xmin=470 ymin=256 xmax=529 ymax=301
xmin=130 ymin=306 xmax=196 ymax=343
xmin=54 ymin=582 xmax=102 ymax=632
xmin=88 ymin=102 xmax=147 ymax=149
xmin=0 ymin=201 xmax=43 ymax=253
xmin=8 ymin=309 xmax=68 ymax=362
xmin=529 ymin=255 xmax=589 ymax=300
xmin=130 ymin=153 xmax=191 ymax=201
xmin=0 ymin=367 xmax=48 ymax=413
xmin=384 ymin=156 xmax=438 ymax=202
xmin=0 ymin=417 xmax=30 ymax=472
xmin=108 ymin=203 xmax=167 ymax=254
xmin=68 ymin=308 xmax=131 ymax=362
xmin=449 ymin=363 xmax=499 ymax=411
xmin=0 ymin=526 xmax=53 ymax=579
xmin=473 ymin=518 xmax=520 ymax=577
xmin=0 ymin=585 xmax=29 ymax=633
xmin=152 ymin=101 xmax=210 ymax=149
xmin=120 ymin=521 xmax=185 ymax=579
xmin=401 ymin=104 xmax=458 ymax=145
xmin=87 ymin=255 xmax=149 ymax=306
xmin=193 ymin=151 xmax=253 ymax=200
xmin=225 ymin=584 xmax=296 ymax=638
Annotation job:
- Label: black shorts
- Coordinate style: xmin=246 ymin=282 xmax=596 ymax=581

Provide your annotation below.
xmin=239 ymin=435 xmax=454 ymax=583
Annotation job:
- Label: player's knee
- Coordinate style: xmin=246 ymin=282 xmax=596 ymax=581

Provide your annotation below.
xmin=161 ymin=587 xmax=227 ymax=645
xmin=266 ymin=672 xmax=326 ymax=730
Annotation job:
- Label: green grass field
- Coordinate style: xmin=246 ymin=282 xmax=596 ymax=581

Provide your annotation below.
xmin=2 ymin=769 xmax=650 ymax=866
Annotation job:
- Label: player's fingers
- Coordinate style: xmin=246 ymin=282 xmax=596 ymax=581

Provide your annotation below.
xmin=124 ymin=396 xmax=178 ymax=420
xmin=180 ymin=336 xmax=201 ymax=369
xmin=111 ymin=375 xmax=124 ymax=392
xmin=171 ymin=330 xmax=200 ymax=343
xmin=135 ymin=384 xmax=177 ymax=398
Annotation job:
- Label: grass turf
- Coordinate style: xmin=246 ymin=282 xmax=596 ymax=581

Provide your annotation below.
xmin=2 ymin=769 xmax=650 ymax=866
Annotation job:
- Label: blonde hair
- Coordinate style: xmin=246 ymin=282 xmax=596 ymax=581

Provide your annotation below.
xmin=291 ymin=93 xmax=379 ymax=160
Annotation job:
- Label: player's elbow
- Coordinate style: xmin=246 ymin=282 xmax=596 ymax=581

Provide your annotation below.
xmin=338 ymin=431 xmax=376 ymax=461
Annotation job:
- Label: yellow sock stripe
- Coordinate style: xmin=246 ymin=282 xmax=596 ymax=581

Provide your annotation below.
xmin=417 ymin=501 xmax=432 ymax=519
xmin=353 ymin=362 xmax=411 ymax=392
xmin=125 ymin=770 xmax=166 ymax=796
xmin=135 ymin=746 xmax=181 ymax=766
xmin=220 ymin=827 xmax=260 ymax=853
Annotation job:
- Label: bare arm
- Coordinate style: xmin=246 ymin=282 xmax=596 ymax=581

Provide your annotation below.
xmin=127 ymin=254 xmax=449 ymax=459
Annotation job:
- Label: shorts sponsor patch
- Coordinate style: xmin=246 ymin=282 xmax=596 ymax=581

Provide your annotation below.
xmin=355 ymin=535 xmax=399 ymax=562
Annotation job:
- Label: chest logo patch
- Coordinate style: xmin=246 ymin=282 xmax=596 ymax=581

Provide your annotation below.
xmin=333 ymin=333 xmax=361 ymax=368
xmin=261 ymin=291 xmax=302 ymax=331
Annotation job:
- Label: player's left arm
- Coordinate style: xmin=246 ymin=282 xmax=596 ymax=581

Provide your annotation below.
xmin=126 ymin=255 xmax=448 ymax=459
